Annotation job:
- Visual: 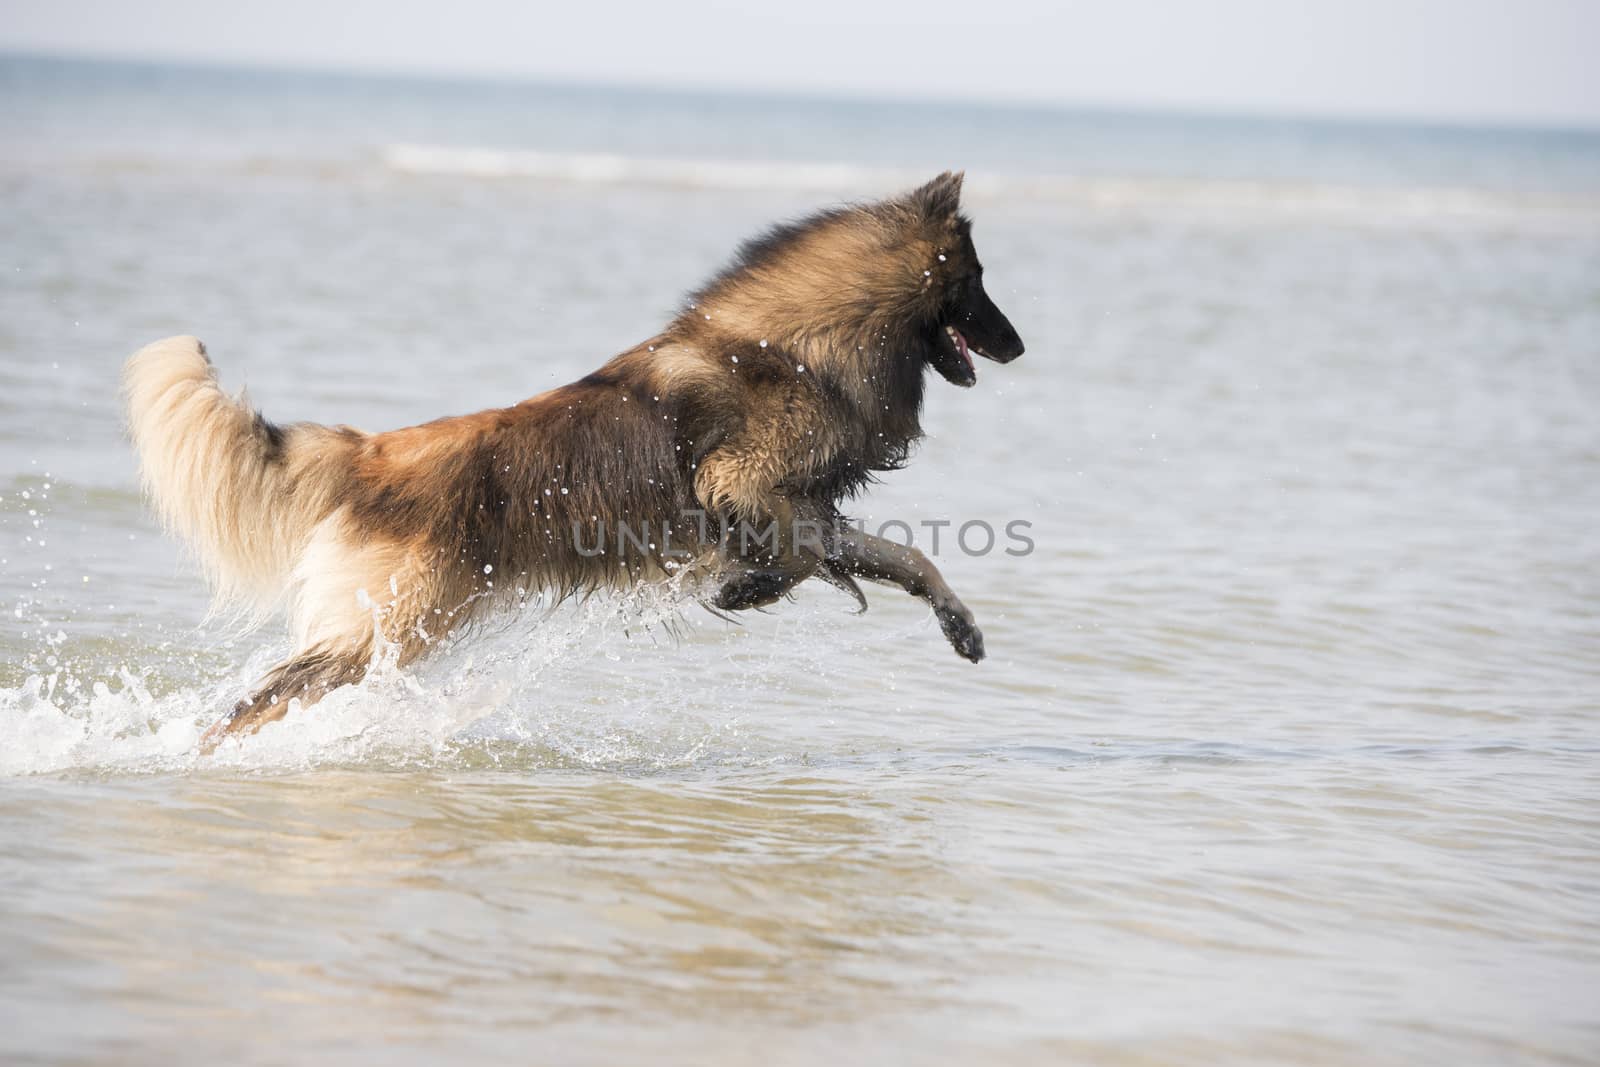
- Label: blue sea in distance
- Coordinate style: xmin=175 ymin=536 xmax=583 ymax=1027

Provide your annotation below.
xmin=4 ymin=52 xmax=1600 ymax=192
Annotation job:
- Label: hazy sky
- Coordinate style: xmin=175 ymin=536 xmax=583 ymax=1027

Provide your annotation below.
xmin=3 ymin=0 xmax=1597 ymax=127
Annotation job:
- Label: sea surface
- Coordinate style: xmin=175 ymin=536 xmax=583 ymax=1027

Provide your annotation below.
xmin=2 ymin=55 xmax=1598 ymax=1065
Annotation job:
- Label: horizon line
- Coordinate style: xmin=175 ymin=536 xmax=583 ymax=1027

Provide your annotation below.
xmin=6 ymin=47 xmax=1599 ymax=137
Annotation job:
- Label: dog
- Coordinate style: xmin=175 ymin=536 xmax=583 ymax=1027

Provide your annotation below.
xmin=123 ymin=171 xmax=1025 ymax=748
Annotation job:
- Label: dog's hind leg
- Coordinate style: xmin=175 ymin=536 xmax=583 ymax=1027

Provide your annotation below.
xmin=197 ymin=519 xmax=449 ymax=753
xmin=199 ymin=641 xmax=373 ymax=753
xmin=829 ymin=532 xmax=985 ymax=663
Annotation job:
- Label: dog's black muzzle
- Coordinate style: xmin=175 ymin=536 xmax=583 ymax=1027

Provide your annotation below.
xmin=959 ymin=283 xmax=1025 ymax=363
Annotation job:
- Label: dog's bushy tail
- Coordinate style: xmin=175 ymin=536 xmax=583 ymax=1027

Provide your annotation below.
xmin=123 ymin=335 xmax=357 ymax=623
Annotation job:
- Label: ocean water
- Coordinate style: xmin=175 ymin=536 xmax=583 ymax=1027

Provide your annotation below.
xmin=2 ymin=54 xmax=1599 ymax=1064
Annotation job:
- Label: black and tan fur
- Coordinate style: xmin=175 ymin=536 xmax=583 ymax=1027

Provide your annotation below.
xmin=123 ymin=172 xmax=1025 ymax=749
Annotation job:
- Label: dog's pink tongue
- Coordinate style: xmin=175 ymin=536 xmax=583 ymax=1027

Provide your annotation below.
xmin=954 ymin=327 xmax=973 ymax=371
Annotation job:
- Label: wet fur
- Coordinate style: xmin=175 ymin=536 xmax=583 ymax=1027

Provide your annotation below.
xmin=122 ymin=172 xmax=1024 ymax=748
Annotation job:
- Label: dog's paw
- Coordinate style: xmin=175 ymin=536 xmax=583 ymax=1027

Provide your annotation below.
xmin=712 ymin=568 xmax=793 ymax=611
xmin=936 ymin=604 xmax=985 ymax=663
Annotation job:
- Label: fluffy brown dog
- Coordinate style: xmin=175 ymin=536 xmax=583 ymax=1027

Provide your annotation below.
xmin=124 ymin=172 xmax=1025 ymax=748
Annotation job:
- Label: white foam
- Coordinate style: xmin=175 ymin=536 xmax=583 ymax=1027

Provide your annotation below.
xmin=382 ymin=143 xmax=911 ymax=192
xmin=0 ymin=587 xmax=770 ymax=777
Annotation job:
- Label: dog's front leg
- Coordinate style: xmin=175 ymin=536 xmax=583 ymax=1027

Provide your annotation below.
xmin=710 ymin=562 xmax=807 ymax=611
xmin=830 ymin=532 xmax=985 ymax=662
xmin=707 ymin=496 xmax=822 ymax=611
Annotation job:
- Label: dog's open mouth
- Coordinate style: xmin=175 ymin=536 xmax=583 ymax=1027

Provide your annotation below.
xmin=933 ymin=324 xmax=983 ymax=387
xmin=944 ymin=325 xmax=975 ymax=373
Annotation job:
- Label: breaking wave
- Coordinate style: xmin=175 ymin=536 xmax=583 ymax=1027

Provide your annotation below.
xmin=381 ymin=142 xmax=1600 ymax=227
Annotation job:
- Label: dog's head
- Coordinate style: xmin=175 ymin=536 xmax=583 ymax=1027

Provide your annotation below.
xmin=685 ymin=171 xmax=1024 ymax=391
xmin=904 ymin=171 xmax=1025 ymax=388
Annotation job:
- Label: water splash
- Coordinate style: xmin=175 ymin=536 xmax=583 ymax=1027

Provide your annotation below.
xmin=0 ymin=584 xmax=810 ymax=778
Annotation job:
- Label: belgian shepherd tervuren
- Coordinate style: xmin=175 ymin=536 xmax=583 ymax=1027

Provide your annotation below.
xmin=124 ymin=171 xmax=1025 ymax=748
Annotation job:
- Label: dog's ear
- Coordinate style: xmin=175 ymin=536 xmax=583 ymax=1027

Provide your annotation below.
xmin=912 ymin=170 xmax=965 ymax=219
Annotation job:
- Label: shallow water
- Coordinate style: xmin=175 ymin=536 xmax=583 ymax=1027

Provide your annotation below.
xmin=2 ymin=56 xmax=1599 ymax=1064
